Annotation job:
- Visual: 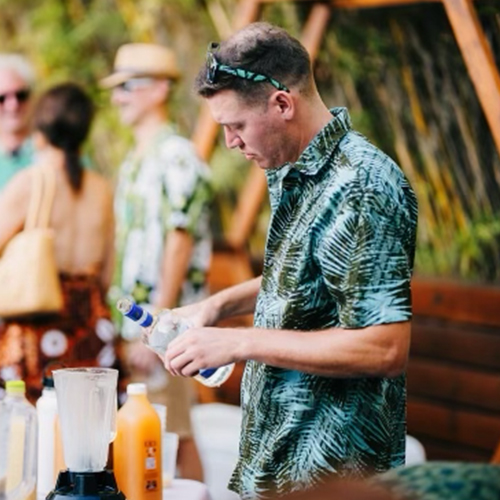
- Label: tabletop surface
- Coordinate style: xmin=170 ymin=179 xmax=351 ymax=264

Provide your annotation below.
xmin=163 ymin=479 xmax=212 ymax=500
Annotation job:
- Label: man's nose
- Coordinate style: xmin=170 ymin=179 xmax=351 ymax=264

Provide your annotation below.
xmin=224 ymin=128 xmax=243 ymax=149
xmin=111 ymin=88 xmax=126 ymax=105
xmin=3 ymin=95 xmax=21 ymax=112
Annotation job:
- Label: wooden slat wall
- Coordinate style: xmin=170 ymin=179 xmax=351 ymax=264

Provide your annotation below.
xmin=408 ymin=279 xmax=500 ymax=462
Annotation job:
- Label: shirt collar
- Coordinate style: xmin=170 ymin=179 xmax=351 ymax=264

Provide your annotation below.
xmin=292 ymin=107 xmax=352 ymax=176
xmin=0 ymin=136 xmax=33 ymax=158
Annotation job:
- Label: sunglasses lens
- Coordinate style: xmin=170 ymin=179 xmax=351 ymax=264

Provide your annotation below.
xmin=16 ymin=90 xmax=30 ymax=102
xmin=206 ymin=53 xmax=218 ymax=84
xmin=0 ymin=89 xmax=30 ymax=105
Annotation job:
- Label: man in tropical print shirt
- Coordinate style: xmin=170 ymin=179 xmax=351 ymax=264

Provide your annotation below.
xmin=163 ymin=24 xmax=418 ymax=499
xmin=101 ymin=43 xmax=211 ymax=481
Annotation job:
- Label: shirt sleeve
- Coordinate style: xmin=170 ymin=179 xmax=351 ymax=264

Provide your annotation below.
xmin=315 ymin=186 xmax=415 ymax=329
xmin=160 ymin=136 xmax=212 ymax=235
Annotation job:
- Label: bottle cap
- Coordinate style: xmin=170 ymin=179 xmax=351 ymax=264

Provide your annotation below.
xmin=127 ymin=383 xmax=147 ymax=395
xmin=6 ymin=380 xmax=26 ymax=393
xmin=42 ymin=374 xmax=55 ymax=388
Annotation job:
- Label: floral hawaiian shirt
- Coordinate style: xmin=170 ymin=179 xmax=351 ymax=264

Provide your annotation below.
xmin=229 ymin=108 xmax=418 ymax=499
xmin=110 ymin=124 xmax=212 ymax=339
xmin=0 ymin=138 xmax=34 ymax=191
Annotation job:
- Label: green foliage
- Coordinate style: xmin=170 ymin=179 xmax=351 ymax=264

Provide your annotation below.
xmin=1 ymin=0 xmax=500 ymax=283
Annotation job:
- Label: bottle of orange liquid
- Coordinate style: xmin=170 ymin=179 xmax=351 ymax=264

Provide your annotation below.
xmin=113 ymin=383 xmax=162 ymax=500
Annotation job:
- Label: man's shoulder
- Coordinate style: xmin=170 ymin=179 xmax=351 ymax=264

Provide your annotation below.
xmin=335 ymin=132 xmax=412 ymax=198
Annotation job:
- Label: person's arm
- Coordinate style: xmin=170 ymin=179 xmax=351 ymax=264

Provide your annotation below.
xmin=99 ymin=183 xmax=115 ymax=292
xmin=165 ymin=177 xmax=417 ymax=380
xmin=155 ymin=229 xmax=194 ymax=309
xmin=164 ymin=321 xmax=410 ymax=379
xmin=171 ymin=276 xmax=262 ymax=328
xmin=0 ymin=169 xmax=30 ymax=252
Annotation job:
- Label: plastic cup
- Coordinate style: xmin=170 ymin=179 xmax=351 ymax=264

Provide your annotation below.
xmin=161 ymin=432 xmax=179 ymax=487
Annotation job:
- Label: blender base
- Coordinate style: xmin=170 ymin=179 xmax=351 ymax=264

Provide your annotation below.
xmin=47 ymin=470 xmax=126 ymax=500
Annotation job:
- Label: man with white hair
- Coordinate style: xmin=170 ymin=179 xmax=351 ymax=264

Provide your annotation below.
xmin=0 ymin=54 xmax=35 ymax=190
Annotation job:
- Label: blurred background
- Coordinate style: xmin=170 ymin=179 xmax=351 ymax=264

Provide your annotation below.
xmin=2 ymin=0 xmax=500 ymax=282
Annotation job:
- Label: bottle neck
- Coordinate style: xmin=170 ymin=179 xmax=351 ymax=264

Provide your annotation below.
xmin=117 ymin=299 xmax=154 ymax=327
xmin=127 ymin=392 xmax=148 ymax=402
xmin=6 ymin=391 xmax=26 ymax=399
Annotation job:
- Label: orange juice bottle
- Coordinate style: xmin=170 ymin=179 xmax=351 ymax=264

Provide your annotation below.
xmin=113 ymin=383 xmax=162 ymax=500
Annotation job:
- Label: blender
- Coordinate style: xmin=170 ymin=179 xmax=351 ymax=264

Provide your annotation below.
xmin=48 ymin=368 xmax=125 ymax=500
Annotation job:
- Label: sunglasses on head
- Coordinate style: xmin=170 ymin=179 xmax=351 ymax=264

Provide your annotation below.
xmin=0 ymin=88 xmax=31 ymax=105
xmin=115 ymin=77 xmax=156 ymax=92
xmin=206 ymin=42 xmax=289 ymax=92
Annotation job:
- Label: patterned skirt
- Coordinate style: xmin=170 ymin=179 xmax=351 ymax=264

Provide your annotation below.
xmin=0 ymin=273 xmax=119 ymax=402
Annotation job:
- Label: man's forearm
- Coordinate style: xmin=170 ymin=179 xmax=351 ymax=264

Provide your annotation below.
xmin=208 ymin=276 xmax=262 ymax=322
xmin=235 ymin=321 xmax=411 ymax=378
xmin=157 ymin=229 xmax=194 ymax=309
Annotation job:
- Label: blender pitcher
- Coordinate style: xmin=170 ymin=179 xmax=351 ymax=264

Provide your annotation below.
xmin=49 ymin=368 xmax=125 ymax=500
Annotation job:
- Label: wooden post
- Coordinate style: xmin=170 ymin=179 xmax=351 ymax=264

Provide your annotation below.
xmin=442 ymin=0 xmax=500 ymax=157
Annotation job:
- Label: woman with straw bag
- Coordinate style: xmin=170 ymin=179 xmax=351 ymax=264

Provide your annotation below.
xmin=0 ymin=83 xmax=116 ymax=401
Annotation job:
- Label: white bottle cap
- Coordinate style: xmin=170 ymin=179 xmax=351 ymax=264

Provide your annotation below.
xmin=127 ymin=383 xmax=147 ymax=395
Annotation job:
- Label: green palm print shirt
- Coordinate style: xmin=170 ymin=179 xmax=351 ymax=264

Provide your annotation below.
xmin=229 ymin=108 xmax=418 ymax=499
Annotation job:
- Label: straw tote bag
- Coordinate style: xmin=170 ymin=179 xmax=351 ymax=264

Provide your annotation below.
xmin=0 ymin=166 xmax=64 ymax=318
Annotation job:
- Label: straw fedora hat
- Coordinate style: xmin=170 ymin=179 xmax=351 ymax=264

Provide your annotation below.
xmin=100 ymin=43 xmax=181 ymax=88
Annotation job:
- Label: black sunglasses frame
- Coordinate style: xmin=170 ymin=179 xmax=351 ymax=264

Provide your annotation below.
xmin=206 ymin=43 xmax=289 ymax=93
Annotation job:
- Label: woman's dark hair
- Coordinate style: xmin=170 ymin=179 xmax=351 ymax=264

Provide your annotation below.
xmin=33 ymin=82 xmax=94 ymax=193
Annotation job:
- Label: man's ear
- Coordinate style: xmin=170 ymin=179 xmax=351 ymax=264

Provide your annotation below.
xmin=270 ymin=91 xmax=294 ymax=121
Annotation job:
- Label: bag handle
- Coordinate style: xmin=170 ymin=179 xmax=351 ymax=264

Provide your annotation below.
xmin=24 ymin=166 xmax=57 ymax=231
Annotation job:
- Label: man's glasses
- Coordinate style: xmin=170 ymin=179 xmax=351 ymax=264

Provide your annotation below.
xmin=0 ymin=89 xmax=31 ymax=105
xmin=115 ymin=78 xmax=156 ymax=92
xmin=206 ymin=43 xmax=289 ymax=93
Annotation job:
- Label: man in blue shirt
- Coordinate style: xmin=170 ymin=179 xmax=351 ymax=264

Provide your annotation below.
xmin=163 ymin=23 xmax=418 ymax=499
xmin=0 ymin=54 xmax=35 ymax=190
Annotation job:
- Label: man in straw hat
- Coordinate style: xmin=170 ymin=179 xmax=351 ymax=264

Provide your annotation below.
xmin=102 ymin=43 xmax=212 ymax=482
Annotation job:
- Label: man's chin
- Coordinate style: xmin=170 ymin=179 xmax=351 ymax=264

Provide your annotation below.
xmin=3 ymin=118 xmax=27 ymax=133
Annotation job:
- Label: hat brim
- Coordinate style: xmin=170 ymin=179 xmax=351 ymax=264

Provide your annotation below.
xmin=99 ymin=71 xmax=134 ymax=89
xmin=99 ymin=70 xmax=180 ymax=89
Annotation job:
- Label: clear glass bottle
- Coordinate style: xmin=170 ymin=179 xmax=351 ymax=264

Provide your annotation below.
xmin=116 ymin=298 xmax=235 ymax=387
xmin=1 ymin=380 xmax=38 ymax=500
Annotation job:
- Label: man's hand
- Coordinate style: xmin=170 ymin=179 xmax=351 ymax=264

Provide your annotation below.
xmin=163 ymin=327 xmax=244 ymax=377
xmin=171 ymin=298 xmax=220 ymax=329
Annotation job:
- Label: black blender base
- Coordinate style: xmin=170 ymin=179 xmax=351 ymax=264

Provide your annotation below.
xmin=47 ymin=470 xmax=126 ymax=500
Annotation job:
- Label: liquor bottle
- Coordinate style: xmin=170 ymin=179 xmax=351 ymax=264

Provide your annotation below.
xmin=116 ymin=298 xmax=234 ymax=387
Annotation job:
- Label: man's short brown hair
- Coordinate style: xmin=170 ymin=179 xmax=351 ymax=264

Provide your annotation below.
xmin=195 ymin=22 xmax=314 ymax=104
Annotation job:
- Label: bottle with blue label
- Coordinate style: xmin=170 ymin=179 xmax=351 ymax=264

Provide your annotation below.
xmin=116 ymin=298 xmax=235 ymax=387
